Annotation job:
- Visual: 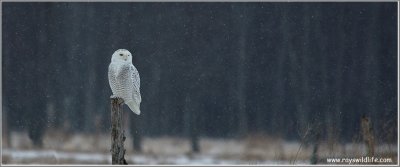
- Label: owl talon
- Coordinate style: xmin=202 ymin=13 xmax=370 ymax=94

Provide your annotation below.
xmin=110 ymin=95 xmax=124 ymax=104
xmin=110 ymin=95 xmax=123 ymax=99
xmin=118 ymin=98 xmax=124 ymax=104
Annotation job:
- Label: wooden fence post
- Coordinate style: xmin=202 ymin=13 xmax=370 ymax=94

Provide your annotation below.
xmin=111 ymin=97 xmax=128 ymax=165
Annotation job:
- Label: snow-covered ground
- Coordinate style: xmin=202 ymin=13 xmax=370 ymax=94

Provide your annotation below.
xmin=3 ymin=149 xmax=302 ymax=165
xmin=2 ymin=131 xmax=397 ymax=165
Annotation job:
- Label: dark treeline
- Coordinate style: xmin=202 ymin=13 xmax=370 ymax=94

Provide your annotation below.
xmin=2 ymin=2 xmax=397 ymax=146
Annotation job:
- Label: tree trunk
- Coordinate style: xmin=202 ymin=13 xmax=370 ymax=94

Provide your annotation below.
xmin=183 ymin=94 xmax=200 ymax=153
xmin=130 ymin=114 xmax=142 ymax=152
xmin=235 ymin=4 xmax=249 ymax=138
xmin=361 ymin=115 xmax=375 ymax=157
xmin=111 ymin=98 xmax=128 ymax=165
xmin=190 ymin=105 xmax=200 ymax=153
xmin=2 ymin=108 xmax=10 ymax=148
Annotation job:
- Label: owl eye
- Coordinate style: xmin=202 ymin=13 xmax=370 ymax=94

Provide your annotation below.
xmin=119 ymin=53 xmax=123 ymax=56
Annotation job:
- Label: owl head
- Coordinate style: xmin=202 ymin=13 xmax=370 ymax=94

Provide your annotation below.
xmin=111 ymin=49 xmax=132 ymax=63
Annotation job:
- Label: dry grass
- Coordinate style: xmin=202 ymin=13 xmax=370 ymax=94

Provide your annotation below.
xmin=2 ymin=131 xmax=397 ymax=165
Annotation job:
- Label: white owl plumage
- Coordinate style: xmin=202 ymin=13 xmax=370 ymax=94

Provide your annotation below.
xmin=108 ymin=49 xmax=141 ymax=115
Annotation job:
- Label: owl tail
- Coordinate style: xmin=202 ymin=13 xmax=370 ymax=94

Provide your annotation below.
xmin=126 ymin=100 xmax=141 ymax=115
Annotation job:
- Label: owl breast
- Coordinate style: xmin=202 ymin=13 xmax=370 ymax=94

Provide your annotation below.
xmin=108 ymin=62 xmax=134 ymax=102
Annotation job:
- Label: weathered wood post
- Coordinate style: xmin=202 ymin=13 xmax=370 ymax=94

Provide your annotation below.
xmin=111 ymin=97 xmax=128 ymax=165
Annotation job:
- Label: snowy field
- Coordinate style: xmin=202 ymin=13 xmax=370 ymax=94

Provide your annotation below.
xmin=2 ymin=131 xmax=397 ymax=165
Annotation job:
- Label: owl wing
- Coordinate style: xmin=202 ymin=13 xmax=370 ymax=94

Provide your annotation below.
xmin=108 ymin=63 xmax=117 ymax=95
xmin=130 ymin=64 xmax=141 ymax=103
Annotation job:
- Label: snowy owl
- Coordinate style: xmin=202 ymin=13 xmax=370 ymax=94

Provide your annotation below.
xmin=108 ymin=49 xmax=141 ymax=115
